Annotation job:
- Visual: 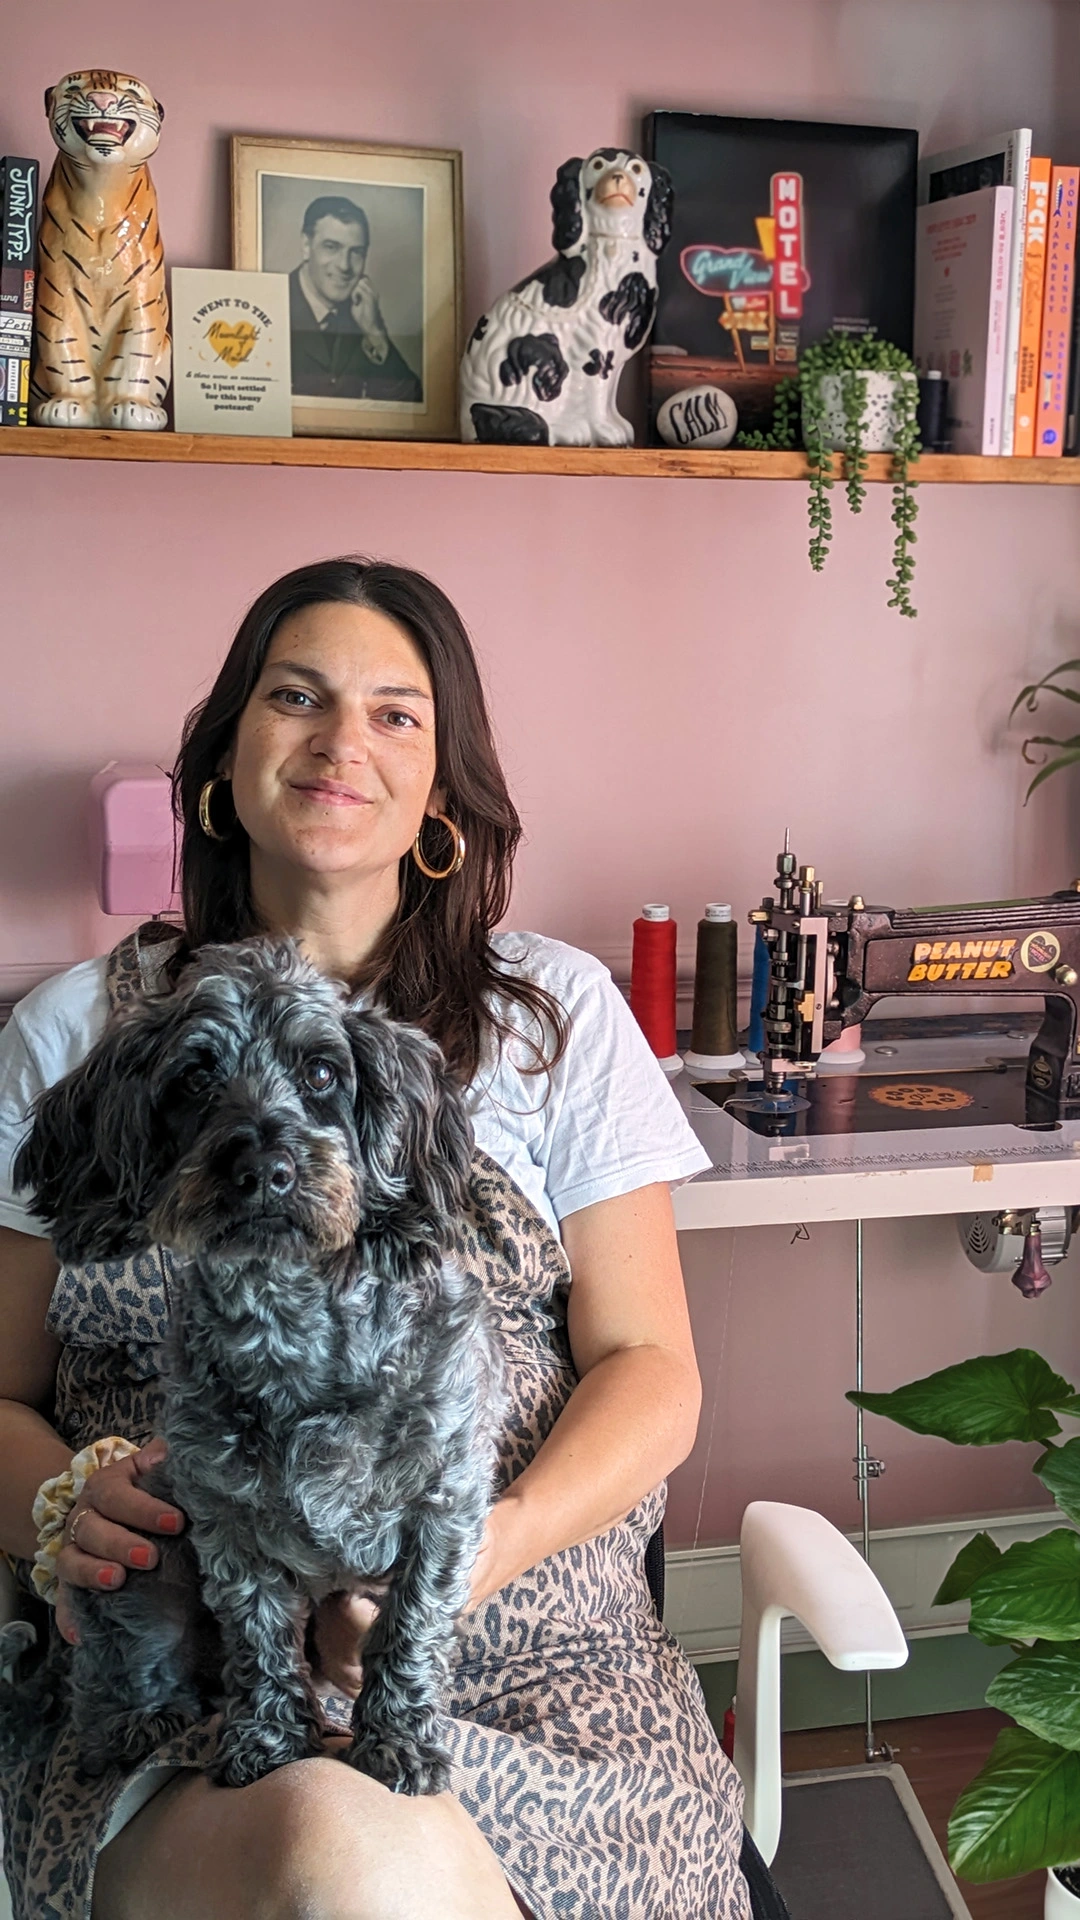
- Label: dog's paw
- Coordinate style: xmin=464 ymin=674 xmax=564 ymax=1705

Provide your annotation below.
xmin=342 ymin=1732 xmax=450 ymax=1796
xmin=76 ymin=1704 xmax=199 ymax=1777
xmin=209 ymin=1744 xmax=279 ymax=1790
xmin=591 ymin=416 xmax=635 ymax=448
xmin=211 ymin=1714 xmax=321 ymax=1788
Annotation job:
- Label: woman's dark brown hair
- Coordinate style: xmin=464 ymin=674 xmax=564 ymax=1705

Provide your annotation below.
xmin=171 ymin=557 xmax=567 ymax=1083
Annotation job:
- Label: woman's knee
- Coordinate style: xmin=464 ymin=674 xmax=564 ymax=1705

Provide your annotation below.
xmin=95 ymin=1757 xmax=518 ymax=1920
xmin=93 ymin=1759 xmax=386 ymax=1920
xmin=264 ymin=1761 xmax=521 ymax=1918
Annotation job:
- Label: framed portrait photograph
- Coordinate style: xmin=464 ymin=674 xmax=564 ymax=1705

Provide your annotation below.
xmin=231 ymin=135 xmax=463 ymax=439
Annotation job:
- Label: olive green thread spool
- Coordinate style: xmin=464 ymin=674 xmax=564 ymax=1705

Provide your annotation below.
xmin=685 ymin=903 xmax=745 ymax=1073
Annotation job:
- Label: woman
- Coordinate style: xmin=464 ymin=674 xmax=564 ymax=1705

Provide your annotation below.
xmin=0 ymin=559 xmax=751 ymax=1920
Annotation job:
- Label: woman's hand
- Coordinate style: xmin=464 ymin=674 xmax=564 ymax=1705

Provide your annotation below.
xmin=54 ymin=1436 xmax=185 ymax=1646
xmin=310 ymin=1586 xmax=386 ymax=1700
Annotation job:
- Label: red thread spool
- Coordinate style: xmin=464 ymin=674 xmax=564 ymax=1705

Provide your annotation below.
xmin=630 ymin=904 xmax=680 ymax=1072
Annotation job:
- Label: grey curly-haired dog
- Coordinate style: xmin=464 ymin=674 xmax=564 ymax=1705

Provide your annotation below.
xmin=0 ymin=938 xmax=504 ymax=1794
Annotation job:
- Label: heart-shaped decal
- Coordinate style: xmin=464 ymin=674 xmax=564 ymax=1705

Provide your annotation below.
xmin=206 ymin=320 xmax=259 ymax=366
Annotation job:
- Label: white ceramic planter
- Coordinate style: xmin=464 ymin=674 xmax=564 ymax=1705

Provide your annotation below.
xmin=806 ymin=369 xmax=918 ymax=454
xmin=1046 ymin=1866 xmax=1080 ymax=1916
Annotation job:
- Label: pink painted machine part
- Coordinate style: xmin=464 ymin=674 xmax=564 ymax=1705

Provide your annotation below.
xmin=89 ymin=764 xmax=180 ymax=916
xmin=818 ymin=1023 xmax=865 ymax=1067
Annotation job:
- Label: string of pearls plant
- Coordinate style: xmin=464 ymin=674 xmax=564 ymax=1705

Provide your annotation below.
xmin=737 ymin=329 xmax=921 ymax=618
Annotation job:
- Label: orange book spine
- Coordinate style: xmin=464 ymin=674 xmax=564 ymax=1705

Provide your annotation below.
xmin=1014 ymin=157 xmax=1052 ymax=457
xmin=1036 ymin=164 xmax=1080 ymax=456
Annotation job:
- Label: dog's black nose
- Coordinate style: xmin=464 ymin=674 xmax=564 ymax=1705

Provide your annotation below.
xmin=228 ymin=1144 xmax=297 ymax=1203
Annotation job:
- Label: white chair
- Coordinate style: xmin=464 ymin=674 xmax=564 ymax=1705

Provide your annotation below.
xmin=734 ymin=1500 xmax=908 ymax=1869
xmin=0 ymin=1504 xmax=907 ymax=1920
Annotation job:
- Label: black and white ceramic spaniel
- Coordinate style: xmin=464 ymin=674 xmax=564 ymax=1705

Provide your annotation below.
xmin=460 ymin=147 xmax=673 ymax=447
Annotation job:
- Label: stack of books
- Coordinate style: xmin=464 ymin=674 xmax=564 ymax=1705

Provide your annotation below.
xmin=914 ymin=131 xmax=1080 ymax=457
xmin=1 ymin=156 xmax=38 ymax=427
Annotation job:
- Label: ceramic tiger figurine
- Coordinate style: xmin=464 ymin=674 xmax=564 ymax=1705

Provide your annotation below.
xmin=31 ymin=70 xmax=171 ymax=430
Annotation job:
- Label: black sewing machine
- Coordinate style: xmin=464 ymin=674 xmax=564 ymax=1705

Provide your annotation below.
xmin=738 ymin=837 xmax=1080 ymax=1127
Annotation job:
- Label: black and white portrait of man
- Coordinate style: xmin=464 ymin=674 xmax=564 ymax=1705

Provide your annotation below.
xmin=260 ymin=175 xmax=424 ymax=404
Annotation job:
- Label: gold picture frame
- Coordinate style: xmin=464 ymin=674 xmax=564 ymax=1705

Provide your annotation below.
xmin=231 ymin=134 xmax=463 ymax=440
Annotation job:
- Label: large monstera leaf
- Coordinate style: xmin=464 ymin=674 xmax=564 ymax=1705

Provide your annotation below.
xmin=933 ymin=1531 xmax=1002 ymax=1606
xmin=968 ymin=1532 xmax=1080 ymax=1643
xmin=987 ymin=1643 xmax=1080 ymax=1750
xmin=848 ymin=1350 xmax=1080 ymax=1447
xmin=1036 ymin=1437 xmax=1080 ymax=1525
xmin=948 ymin=1725 xmax=1080 ymax=1882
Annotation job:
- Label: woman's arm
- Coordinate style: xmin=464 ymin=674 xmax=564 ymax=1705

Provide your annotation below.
xmin=0 ymin=1224 xmax=70 ymax=1561
xmin=467 ymin=1180 xmax=702 ymax=1607
xmin=0 ymin=1225 xmax=185 ymax=1644
xmin=313 ymin=1181 xmax=701 ymax=1688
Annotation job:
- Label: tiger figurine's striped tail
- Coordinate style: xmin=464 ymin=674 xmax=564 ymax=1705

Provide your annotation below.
xmin=32 ymin=70 xmax=171 ymax=430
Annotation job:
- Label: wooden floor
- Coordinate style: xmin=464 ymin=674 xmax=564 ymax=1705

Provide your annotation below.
xmin=782 ymin=1709 xmax=1044 ymax=1918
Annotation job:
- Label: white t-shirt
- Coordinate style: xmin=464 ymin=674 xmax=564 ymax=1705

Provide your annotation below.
xmin=0 ymin=932 xmax=709 ymax=1245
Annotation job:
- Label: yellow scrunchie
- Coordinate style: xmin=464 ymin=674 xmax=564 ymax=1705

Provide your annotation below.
xmin=31 ymin=1436 xmax=140 ymax=1604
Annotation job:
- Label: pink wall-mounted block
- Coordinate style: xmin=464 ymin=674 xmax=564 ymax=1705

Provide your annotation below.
xmin=88 ymin=764 xmax=180 ymax=918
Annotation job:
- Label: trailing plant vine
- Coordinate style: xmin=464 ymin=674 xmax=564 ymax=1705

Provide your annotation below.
xmin=736 ymin=329 xmax=921 ymax=616
xmin=734 ymin=369 xmax=801 ymax=451
xmin=886 ymin=366 xmax=921 ymax=619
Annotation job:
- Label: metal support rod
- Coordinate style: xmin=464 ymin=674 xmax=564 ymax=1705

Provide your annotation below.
xmin=855 ymin=1219 xmax=869 ymax=1556
xmin=854 ymin=1218 xmax=893 ymax=1765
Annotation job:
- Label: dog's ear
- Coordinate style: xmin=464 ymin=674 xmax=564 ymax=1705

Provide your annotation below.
xmin=14 ymin=1006 xmax=173 ymax=1262
xmin=344 ymin=1009 xmax=473 ymax=1256
xmin=643 ymin=163 xmax=674 ymax=255
xmin=551 ymin=156 xmax=584 ymax=256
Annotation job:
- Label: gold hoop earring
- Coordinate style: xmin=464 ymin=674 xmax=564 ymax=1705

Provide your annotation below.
xmin=411 ymin=811 xmax=466 ymax=880
xmin=198 ymin=777 xmax=230 ymax=843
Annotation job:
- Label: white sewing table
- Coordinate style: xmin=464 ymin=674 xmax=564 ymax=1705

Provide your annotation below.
xmin=669 ymin=1022 xmax=1080 ymax=1231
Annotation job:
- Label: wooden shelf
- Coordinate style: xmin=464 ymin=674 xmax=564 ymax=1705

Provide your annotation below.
xmin=2 ymin=425 xmax=1080 ymax=482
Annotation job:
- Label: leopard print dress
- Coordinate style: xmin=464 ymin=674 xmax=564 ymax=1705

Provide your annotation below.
xmin=1 ymin=927 xmax=750 ymax=1920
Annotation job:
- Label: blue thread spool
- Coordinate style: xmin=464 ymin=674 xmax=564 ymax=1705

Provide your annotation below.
xmin=747 ymin=925 xmax=770 ymax=1057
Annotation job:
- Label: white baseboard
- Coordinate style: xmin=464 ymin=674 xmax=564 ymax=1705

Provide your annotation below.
xmin=666 ymin=1509 xmax=1062 ymax=1663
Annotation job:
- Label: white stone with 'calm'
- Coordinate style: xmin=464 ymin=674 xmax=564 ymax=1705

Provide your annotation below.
xmin=656 ymin=385 xmax=738 ymax=449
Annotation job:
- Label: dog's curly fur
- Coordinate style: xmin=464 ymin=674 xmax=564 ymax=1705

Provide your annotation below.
xmin=0 ymin=938 xmax=505 ymax=1793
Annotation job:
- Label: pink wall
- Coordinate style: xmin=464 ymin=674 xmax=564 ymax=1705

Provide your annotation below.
xmin=4 ymin=0 xmax=1080 ymax=1543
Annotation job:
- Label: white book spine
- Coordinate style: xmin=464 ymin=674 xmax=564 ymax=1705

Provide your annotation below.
xmin=999 ymin=131 xmax=1032 ymax=455
xmin=917 ymin=131 xmax=1033 ymax=455
xmin=983 ymin=190 xmax=1015 ymax=454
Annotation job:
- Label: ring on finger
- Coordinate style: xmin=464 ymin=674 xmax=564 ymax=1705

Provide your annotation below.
xmin=68 ymin=1506 xmax=93 ymax=1553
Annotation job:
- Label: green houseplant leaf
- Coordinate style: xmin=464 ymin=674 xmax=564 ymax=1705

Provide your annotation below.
xmin=1025 ymin=751 xmax=1080 ymax=802
xmin=1036 ymin=1437 xmax=1080 ymax=1524
xmin=986 ymin=1643 xmax=1080 ymax=1750
xmin=968 ymin=1531 xmax=1080 ymax=1642
xmin=948 ymin=1725 xmax=1080 ymax=1882
xmin=853 ymin=1343 xmax=1080 ymax=1884
xmin=847 ymin=1349 xmax=1080 ymax=1447
xmin=1010 ymin=659 xmax=1080 ymax=798
xmin=1009 ymin=660 xmax=1080 ymax=722
xmin=933 ymin=1531 xmax=1002 ymax=1606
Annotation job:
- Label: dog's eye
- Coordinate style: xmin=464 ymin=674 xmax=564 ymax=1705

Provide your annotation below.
xmin=182 ymin=1062 xmax=216 ymax=1097
xmin=631 ymin=163 xmax=642 ymax=175
xmin=303 ymin=1059 xmax=338 ymax=1094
